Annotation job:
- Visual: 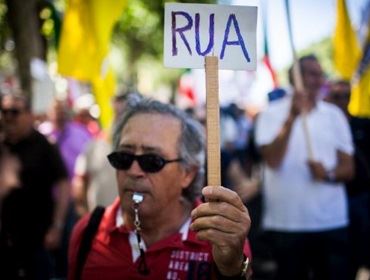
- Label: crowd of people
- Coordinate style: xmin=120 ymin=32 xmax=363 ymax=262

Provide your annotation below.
xmin=0 ymin=54 xmax=369 ymax=280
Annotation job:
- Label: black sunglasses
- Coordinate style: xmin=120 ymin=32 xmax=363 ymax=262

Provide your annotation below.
xmin=107 ymin=152 xmax=182 ymax=173
xmin=1 ymin=108 xmax=23 ymax=117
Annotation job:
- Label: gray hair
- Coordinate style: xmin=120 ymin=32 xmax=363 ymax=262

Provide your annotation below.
xmin=112 ymin=96 xmax=205 ymax=203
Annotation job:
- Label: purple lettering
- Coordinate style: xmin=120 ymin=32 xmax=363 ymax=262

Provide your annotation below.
xmin=195 ymin=13 xmax=214 ymax=56
xmin=172 ymin=11 xmax=193 ymax=56
xmin=220 ymin=14 xmax=250 ymax=62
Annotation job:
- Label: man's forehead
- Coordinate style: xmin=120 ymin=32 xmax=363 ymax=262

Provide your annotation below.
xmin=120 ymin=113 xmax=181 ymax=150
xmin=302 ymin=59 xmax=322 ymax=70
xmin=118 ymin=143 xmax=163 ymax=153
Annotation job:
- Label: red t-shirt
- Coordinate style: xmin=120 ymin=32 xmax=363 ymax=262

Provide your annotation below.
xmin=68 ymin=198 xmax=252 ymax=280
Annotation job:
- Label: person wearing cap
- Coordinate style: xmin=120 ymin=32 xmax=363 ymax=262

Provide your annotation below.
xmin=327 ymin=79 xmax=370 ymax=278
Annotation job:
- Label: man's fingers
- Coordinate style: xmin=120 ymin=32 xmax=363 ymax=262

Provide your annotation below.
xmin=190 ymin=215 xmax=246 ymax=235
xmin=191 ymin=201 xmax=248 ymax=224
xmin=201 ymin=186 xmax=246 ymax=211
xmin=194 ymin=227 xmax=241 ymax=248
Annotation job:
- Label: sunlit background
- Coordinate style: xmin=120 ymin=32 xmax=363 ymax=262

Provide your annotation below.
xmin=0 ymin=0 xmax=369 ymax=129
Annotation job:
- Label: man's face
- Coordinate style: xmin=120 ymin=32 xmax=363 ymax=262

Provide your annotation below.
xmin=1 ymin=96 xmax=32 ymax=142
xmin=302 ymin=59 xmax=324 ymax=97
xmin=328 ymin=83 xmax=350 ymax=114
xmin=115 ymin=113 xmax=195 ymax=219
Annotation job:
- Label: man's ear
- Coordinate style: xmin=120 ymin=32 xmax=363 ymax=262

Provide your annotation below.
xmin=181 ymin=166 xmax=198 ymax=189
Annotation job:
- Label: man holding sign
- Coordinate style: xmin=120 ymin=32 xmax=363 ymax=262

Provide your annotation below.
xmin=68 ymin=97 xmax=252 ymax=279
xmin=68 ymin=3 xmax=257 ymax=278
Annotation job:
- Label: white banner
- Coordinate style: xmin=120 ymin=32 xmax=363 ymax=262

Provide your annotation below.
xmin=164 ymin=3 xmax=257 ymax=70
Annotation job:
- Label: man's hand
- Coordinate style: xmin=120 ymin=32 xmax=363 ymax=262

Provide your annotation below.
xmin=190 ymin=186 xmax=251 ymax=277
xmin=307 ymin=160 xmax=327 ymax=181
xmin=290 ymin=90 xmax=308 ymax=118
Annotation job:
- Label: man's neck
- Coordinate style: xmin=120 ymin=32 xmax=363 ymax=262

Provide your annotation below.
xmin=303 ymin=92 xmax=317 ymax=113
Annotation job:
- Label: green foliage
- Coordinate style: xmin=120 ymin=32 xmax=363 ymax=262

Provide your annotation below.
xmin=0 ymin=0 xmax=14 ymax=71
xmin=114 ymin=0 xmax=216 ymax=59
xmin=0 ymin=0 xmax=8 ymax=49
xmin=299 ymin=37 xmax=335 ymax=79
xmin=112 ymin=0 xmax=216 ymax=90
xmin=114 ymin=1 xmax=162 ymax=62
xmin=277 ymin=36 xmax=335 ymax=86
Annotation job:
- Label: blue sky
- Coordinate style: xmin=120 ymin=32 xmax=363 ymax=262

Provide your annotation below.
xmin=229 ymin=0 xmax=368 ymax=69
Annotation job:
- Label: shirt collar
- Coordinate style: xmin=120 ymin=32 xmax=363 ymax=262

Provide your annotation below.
xmin=115 ymin=203 xmax=192 ymax=241
xmin=111 ymin=198 xmax=204 ymax=244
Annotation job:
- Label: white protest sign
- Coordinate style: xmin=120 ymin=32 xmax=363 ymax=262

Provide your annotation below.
xmin=164 ymin=3 xmax=257 ymax=70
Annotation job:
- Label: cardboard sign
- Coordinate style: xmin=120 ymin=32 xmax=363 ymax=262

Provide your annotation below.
xmin=164 ymin=3 xmax=257 ymax=70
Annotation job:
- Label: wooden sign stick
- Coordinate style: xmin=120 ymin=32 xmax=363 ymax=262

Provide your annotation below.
xmin=205 ymin=56 xmax=221 ymax=186
xmin=285 ymin=0 xmax=314 ymax=160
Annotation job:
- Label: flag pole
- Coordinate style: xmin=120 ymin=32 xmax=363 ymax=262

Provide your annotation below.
xmin=285 ymin=0 xmax=314 ymax=160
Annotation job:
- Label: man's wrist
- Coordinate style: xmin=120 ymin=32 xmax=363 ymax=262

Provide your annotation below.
xmin=214 ymin=255 xmax=249 ymax=279
xmin=324 ymin=170 xmax=336 ymax=183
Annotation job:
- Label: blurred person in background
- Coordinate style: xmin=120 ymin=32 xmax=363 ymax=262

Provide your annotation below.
xmin=38 ymin=98 xmax=92 ymax=278
xmin=73 ymin=94 xmax=102 ymax=138
xmin=0 ymin=142 xmax=21 ymax=277
xmin=39 ymin=99 xmax=92 ymax=180
xmin=327 ymin=79 xmax=370 ymax=279
xmin=255 ymin=55 xmax=354 ymax=280
xmin=0 ymin=93 xmax=69 ymax=279
xmin=72 ymin=93 xmax=141 ymax=217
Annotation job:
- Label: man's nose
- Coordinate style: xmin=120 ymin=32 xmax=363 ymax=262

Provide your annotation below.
xmin=126 ymin=159 xmax=145 ymax=177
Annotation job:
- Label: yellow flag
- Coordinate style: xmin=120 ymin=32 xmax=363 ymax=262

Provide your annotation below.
xmin=59 ymin=0 xmax=95 ymax=80
xmin=333 ymin=0 xmax=361 ymax=80
xmin=349 ymin=68 xmax=370 ymax=117
xmin=58 ymin=0 xmax=126 ymax=128
xmin=58 ymin=0 xmax=126 ymax=80
xmin=349 ymin=30 xmax=370 ymax=117
xmin=92 ymin=66 xmax=116 ymax=130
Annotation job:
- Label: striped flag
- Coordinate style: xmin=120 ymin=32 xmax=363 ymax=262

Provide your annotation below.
xmin=262 ymin=2 xmax=278 ymax=88
xmin=262 ymin=32 xmax=278 ymax=88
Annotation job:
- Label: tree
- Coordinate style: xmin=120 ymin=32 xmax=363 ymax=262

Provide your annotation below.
xmin=4 ymin=0 xmax=45 ymax=99
xmin=113 ymin=0 xmax=216 ymax=92
xmin=277 ymin=37 xmax=335 ymax=85
xmin=2 ymin=0 xmax=216 ymax=99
